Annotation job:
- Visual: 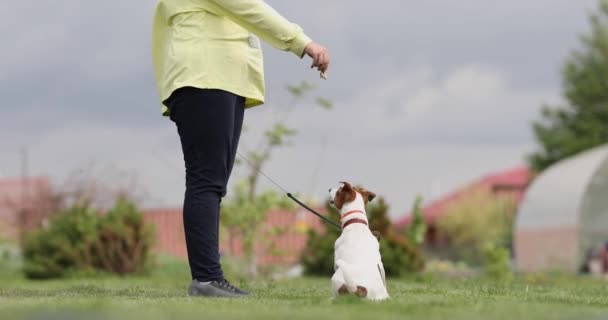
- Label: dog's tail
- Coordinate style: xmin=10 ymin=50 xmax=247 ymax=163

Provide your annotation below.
xmin=336 ymin=260 xmax=358 ymax=293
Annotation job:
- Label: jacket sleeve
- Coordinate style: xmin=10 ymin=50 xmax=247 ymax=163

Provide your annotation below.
xmin=152 ymin=2 xmax=171 ymax=116
xmin=203 ymin=0 xmax=313 ymax=58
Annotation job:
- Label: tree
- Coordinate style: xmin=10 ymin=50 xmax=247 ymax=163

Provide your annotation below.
xmin=221 ymin=81 xmax=332 ymax=277
xmin=220 ymin=181 xmax=294 ymax=277
xmin=529 ymin=0 xmax=608 ymax=171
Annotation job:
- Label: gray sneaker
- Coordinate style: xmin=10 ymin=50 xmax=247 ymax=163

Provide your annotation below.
xmin=187 ymin=279 xmax=249 ymax=298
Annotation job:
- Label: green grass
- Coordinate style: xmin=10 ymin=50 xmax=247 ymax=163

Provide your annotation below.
xmin=1 ymin=258 xmax=608 ymax=320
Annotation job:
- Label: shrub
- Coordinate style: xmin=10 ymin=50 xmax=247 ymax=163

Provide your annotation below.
xmin=301 ymin=228 xmax=338 ymax=276
xmin=23 ymin=204 xmax=98 ymax=278
xmin=407 ymin=196 xmax=427 ymax=246
xmin=482 ymin=243 xmax=513 ymax=281
xmin=301 ymin=197 xmax=424 ymax=277
xmin=22 ymin=197 xmax=154 ymax=279
xmin=436 ymin=187 xmax=515 ymax=265
xmin=91 ymin=198 xmax=155 ymax=275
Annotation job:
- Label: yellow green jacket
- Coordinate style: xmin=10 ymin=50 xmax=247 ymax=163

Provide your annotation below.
xmin=152 ymin=0 xmax=312 ymax=116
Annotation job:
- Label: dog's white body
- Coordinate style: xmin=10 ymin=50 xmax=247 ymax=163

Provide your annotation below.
xmin=329 ymin=187 xmax=389 ymax=301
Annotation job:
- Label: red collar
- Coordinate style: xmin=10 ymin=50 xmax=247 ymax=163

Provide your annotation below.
xmin=342 ymin=218 xmax=368 ymax=229
xmin=340 ymin=210 xmax=368 ymax=227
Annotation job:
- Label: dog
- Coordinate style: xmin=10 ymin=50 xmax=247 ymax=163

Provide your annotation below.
xmin=328 ymin=181 xmax=389 ymax=301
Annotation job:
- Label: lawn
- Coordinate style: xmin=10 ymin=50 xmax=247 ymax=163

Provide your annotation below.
xmin=1 ymin=258 xmax=608 ymax=320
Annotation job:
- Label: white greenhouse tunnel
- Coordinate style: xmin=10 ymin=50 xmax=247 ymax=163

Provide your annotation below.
xmin=515 ymin=144 xmax=608 ymax=273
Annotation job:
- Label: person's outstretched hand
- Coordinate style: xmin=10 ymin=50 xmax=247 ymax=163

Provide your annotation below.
xmin=304 ymin=42 xmax=330 ymax=79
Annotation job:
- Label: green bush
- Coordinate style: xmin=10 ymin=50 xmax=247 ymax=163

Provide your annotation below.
xmin=301 ymin=197 xmax=424 ymax=277
xmin=407 ymin=196 xmax=427 ymax=246
xmin=437 ymin=187 xmax=516 ymax=265
xmin=301 ymin=229 xmax=338 ymax=276
xmin=23 ymin=197 xmax=154 ymax=279
xmin=482 ymin=243 xmax=513 ymax=281
xmin=92 ymin=198 xmax=155 ymax=275
xmin=380 ymin=233 xmax=425 ymax=276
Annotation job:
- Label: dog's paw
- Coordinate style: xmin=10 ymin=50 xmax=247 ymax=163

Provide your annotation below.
xmin=355 ymin=286 xmax=368 ymax=298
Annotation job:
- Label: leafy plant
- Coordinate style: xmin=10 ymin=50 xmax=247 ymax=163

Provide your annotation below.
xmin=221 ymin=181 xmax=295 ymax=277
xmin=482 ymin=243 xmax=513 ymax=281
xmin=91 ymin=197 xmax=155 ymax=275
xmin=437 ymin=187 xmax=516 ymax=265
xmin=407 ymin=195 xmax=427 ymax=246
xmin=22 ymin=198 xmax=154 ymax=279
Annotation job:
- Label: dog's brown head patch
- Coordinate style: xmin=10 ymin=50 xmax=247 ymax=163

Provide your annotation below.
xmin=333 ymin=181 xmax=357 ymax=209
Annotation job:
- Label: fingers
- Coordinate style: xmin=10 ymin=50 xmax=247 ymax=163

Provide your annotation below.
xmin=311 ymin=52 xmax=329 ymax=70
xmin=316 ymin=52 xmax=325 ymax=69
xmin=311 ymin=52 xmax=320 ymax=69
xmin=305 ymin=42 xmax=330 ymax=77
xmin=317 ymin=51 xmax=329 ymax=73
xmin=318 ymin=64 xmax=327 ymax=73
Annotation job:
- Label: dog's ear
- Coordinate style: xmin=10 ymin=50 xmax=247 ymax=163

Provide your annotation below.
xmin=367 ymin=191 xmax=376 ymax=202
xmin=355 ymin=186 xmax=377 ymax=204
xmin=340 ymin=181 xmax=353 ymax=191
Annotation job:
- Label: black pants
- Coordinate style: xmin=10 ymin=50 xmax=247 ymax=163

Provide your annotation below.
xmin=166 ymin=87 xmax=245 ymax=282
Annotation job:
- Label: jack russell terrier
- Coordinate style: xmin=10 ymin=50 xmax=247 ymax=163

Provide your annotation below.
xmin=328 ymin=182 xmax=389 ymax=301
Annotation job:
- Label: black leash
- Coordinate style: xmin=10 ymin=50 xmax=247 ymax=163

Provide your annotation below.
xmin=237 ymin=152 xmax=342 ymax=230
xmin=286 ymin=193 xmax=342 ymax=230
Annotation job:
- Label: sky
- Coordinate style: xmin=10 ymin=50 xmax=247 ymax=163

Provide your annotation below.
xmin=0 ymin=0 xmax=600 ymax=218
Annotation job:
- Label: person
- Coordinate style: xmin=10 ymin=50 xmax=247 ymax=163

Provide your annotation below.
xmin=152 ymin=0 xmax=330 ymax=298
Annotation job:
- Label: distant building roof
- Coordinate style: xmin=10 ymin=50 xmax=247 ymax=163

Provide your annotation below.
xmin=0 ymin=177 xmax=52 ymax=240
xmin=0 ymin=176 xmax=51 ymax=215
xmin=394 ymin=166 xmax=532 ymax=229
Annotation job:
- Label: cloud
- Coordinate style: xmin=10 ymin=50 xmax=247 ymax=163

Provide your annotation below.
xmin=1 ymin=124 xmax=183 ymax=206
xmin=272 ymin=64 xmax=557 ymax=149
xmin=0 ymin=0 xmax=599 ymax=217
xmin=0 ymin=61 xmax=549 ymax=216
xmin=231 ymin=63 xmax=555 ymax=216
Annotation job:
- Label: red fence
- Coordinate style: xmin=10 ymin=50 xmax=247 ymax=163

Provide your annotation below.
xmin=143 ymin=207 xmax=326 ymax=266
